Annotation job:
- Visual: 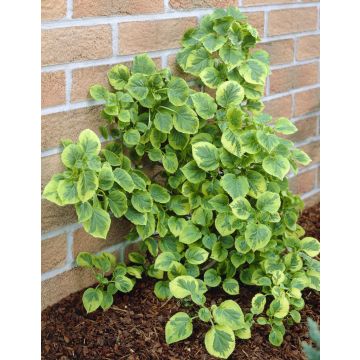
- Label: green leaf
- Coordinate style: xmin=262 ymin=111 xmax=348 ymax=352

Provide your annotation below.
xmin=128 ymin=252 xmax=145 ymax=265
xmin=169 ymin=129 xmax=190 ymax=150
xmin=213 ymin=300 xmax=244 ymax=330
xmin=75 ymin=202 xmax=93 ymax=222
xmin=58 ymin=179 xmax=79 ymax=204
xmin=211 ymin=242 xmax=228 ymax=262
xmin=222 ymin=278 xmax=239 ymax=295
xmin=202 ymin=33 xmax=226 ymax=53
xmin=114 ymin=275 xmax=135 ymax=293
xmin=123 ymin=129 xmax=140 ymax=146
xmin=108 ymin=190 xmax=127 ymax=218
xmin=185 ymin=246 xmax=209 ymax=265
xmin=256 ymin=130 xmax=280 ymax=153
xmin=290 ymin=310 xmax=301 ymax=323
xmin=219 ymin=44 xmax=245 ymax=69
xmin=132 ymin=54 xmax=157 ymax=75
xmin=165 ymin=312 xmax=193 ymax=344
xmin=256 ymin=191 xmax=281 ymax=214
xmin=79 ymin=129 xmax=101 ymax=156
xmin=168 ymin=216 xmax=187 ymax=237
xmin=168 ymin=77 xmax=190 ymax=106
xmin=190 ymin=92 xmax=217 ymax=120
xmin=131 ymin=190 xmax=153 ymax=213
xmin=113 ymin=168 xmax=135 ymax=193
xmin=162 ymin=152 xmax=178 ymax=174
xmin=125 ymin=73 xmax=148 ymax=100
xmin=292 ymin=149 xmax=312 ymax=165
xmin=61 ymin=144 xmax=84 ymax=168
xmin=270 ymin=295 xmax=290 ymax=319
xmin=239 ymin=59 xmax=268 ymax=85
xmin=245 ymin=223 xmax=272 ymax=251
xmin=208 ymin=194 xmax=230 ymax=213
xmin=136 ymin=212 xmax=155 ymax=239
xmin=154 ymin=252 xmax=178 ymax=271
xmin=186 ymin=48 xmax=214 ymax=76
xmin=99 ymin=163 xmax=114 ymax=190
xmin=263 ymin=155 xmax=290 ymax=180
xmin=77 ymin=169 xmax=98 ymax=202
xmin=275 ymin=117 xmax=297 ymax=135
xmin=173 ymin=105 xmax=199 ymax=134
xmin=269 ymin=328 xmax=283 ymax=347
xmin=181 ymin=160 xmax=206 ymax=184
xmin=169 ymin=195 xmax=190 ymax=216
xmin=220 ymin=174 xmax=249 ymax=199
xmin=204 ymin=268 xmax=222 ymax=287
xmin=199 ymin=67 xmax=223 ymax=89
xmin=215 ymin=213 xmax=239 ymax=236
xmin=205 ymin=325 xmax=235 ymax=359
xmin=169 ymin=275 xmax=199 ymax=298
xmin=89 ymin=84 xmax=108 ymax=101
xmin=300 ymin=237 xmax=320 ymax=257
xmin=229 ymin=196 xmax=252 ymax=220
xmin=102 ymin=149 xmax=122 ymax=166
xmin=192 ymin=141 xmax=219 ymax=171
xmin=198 ymin=308 xmax=212 ymax=322
xmin=251 ymin=293 xmax=266 ymax=315
xmin=149 ymin=184 xmax=170 ymax=204
xmin=179 ymin=222 xmax=202 ymax=244
xmin=154 ymin=112 xmax=173 ymax=133
xmin=247 ymin=170 xmax=267 ymax=198
xmin=107 ymin=64 xmax=129 ymax=90
xmin=83 ymin=207 xmax=111 ymax=239
xmin=76 ymin=252 xmax=93 ymax=268
xmin=154 ymin=280 xmax=171 ymax=300
xmin=42 ymin=176 xmax=63 ymax=206
xmin=221 ymin=128 xmax=243 ymax=158
xmin=82 ymin=288 xmax=103 ymax=313
xmin=239 ymin=130 xmax=261 ymax=154
xmin=235 ymin=324 xmax=251 ymax=340
xmin=216 ymin=81 xmax=245 ymax=108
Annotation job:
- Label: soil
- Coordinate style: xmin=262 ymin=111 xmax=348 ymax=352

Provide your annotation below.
xmin=42 ymin=203 xmax=320 ymax=360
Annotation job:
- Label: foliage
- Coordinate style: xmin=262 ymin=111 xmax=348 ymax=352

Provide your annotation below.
xmin=302 ymin=318 xmax=320 ymax=360
xmin=42 ymin=7 xmax=320 ymax=359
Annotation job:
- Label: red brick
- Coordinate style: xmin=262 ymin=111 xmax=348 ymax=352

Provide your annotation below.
xmin=297 ymin=35 xmax=320 ymax=61
xmin=256 ymin=39 xmax=294 ymax=65
xmin=286 ymin=116 xmax=317 ymax=143
xmin=169 ymin=0 xmax=237 ymax=9
xmin=294 ymin=88 xmax=320 ymax=116
xmin=246 ymin=12 xmax=264 ymax=37
xmin=264 ymin=95 xmax=292 ymax=119
xmin=243 ymin=0 xmax=296 ymax=5
xmin=290 ymin=168 xmax=316 ymax=195
xmin=300 ymin=140 xmax=319 ymax=164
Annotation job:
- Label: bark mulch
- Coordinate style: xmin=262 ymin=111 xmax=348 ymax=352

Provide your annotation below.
xmin=42 ymin=203 xmax=320 ymax=360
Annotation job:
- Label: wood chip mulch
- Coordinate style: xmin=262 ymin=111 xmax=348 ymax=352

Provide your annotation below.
xmin=42 ymin=203 xmax=320 ymax=360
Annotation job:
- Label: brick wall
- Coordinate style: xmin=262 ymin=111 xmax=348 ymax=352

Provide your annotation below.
xmin=41 ymin=0 xmax=320 ymax=309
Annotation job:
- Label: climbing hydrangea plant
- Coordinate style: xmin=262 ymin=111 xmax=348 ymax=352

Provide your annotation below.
xmin=43 ymin=7 xmax=320 ymax=359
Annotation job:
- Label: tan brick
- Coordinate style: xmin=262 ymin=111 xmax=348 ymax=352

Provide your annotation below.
xmin=303 ymin=191 xmax=320 ymax=208
xmin=42 ymin=26 xmax=112 ymax=66
xmin=286 ymin=116 xmax=317 ymax=143
xmin=41 ymin=0 xmax=67 ymax=21
xmin=41 ymin=154 xmax=64 ymax=191
xmin=73 ymin=219 xmax=132 ymax=258
xmin=264 ymin=95 xmax=292 ymax=119
xmin=42 ymin=267 xmax=96 ymax=309
xmin=256 ymin=39 xmax=294 ymax=65
xmin=290 ymin=168 xmax=316 ymax=195
xmin=41 ymin=71 xmax=66 ymax=108
xmin=168 ymin=54 xmax=195 ymax=82
xmin=300 ymin=140 xmax=320 ymax=164
xmin=294 ymin=88 xmax=320 ymax=116
xmin=42 ymin=199 xmax=77 ymax=233
xmin=73 ymin=0 xmax=164 ymax=17
xmin=169 ymin=0 xmax=237 ymax=9
xmin=41 ymin=106 xmax=103 ymax=150
xmin=243 ymin=0 xmax=296 ymax=5
xmin=268 ymin=8 xmax=318 ymax=36
xmin=41 ymin=234 xmax=68 ymax=273
xmin=246 ymin=12 xmax=264 ymax=37
xmin=119 ymin=18 xmax=197 ymax=55
xmin=71 ymin=58 xmax=161 ymax=102
xmin=270 ymin=63 xmax=319 ymax=94
xmin=297 ymin=35 xmax=320 ymax=61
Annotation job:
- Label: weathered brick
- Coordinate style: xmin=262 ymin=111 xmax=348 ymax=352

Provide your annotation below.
xmin=169 ymin=0 xmax=237 ymax=9
xmin=42 ymin=267 xmax=95 ymax=309
xmin=41 ymin=199 xmax=77 ymax=233
xmin=41 ymin=154 xmax=63 ymax=190
xmin=73 ymin=219 xmax=132 ymax=258
xmin=41 ymin=0 xmax=67 ymax=21
xmin=303 ymin=191 xmax=320 ymax=208
xmin=73 ymin=0 xmax=164 ymax=18
xmin=294 ymin=88 xmax=320 ymax=116
xmin=243 ymin=0 xmax=296 ymax=5
xmin=264 ymin=95 xmax=292 ymax=119
xmin=297 ymin=35 xmax=320 ymax=61
xmin=168 ymin=54 xmax=195 ymax=82
xmin=42 ymin=26 xmax=112 ymax=66
xmin=119 ymin=18 xmax=197 ymax=55
xmin=256 ymin=39 xmax=294 ymax=65
xmin=268 ymin=8 xmax=318 ymax=36
xmin=41 ymin=106 xmax=103 ymax=150
xmin=71 ymin=58 xmax=161 ymax=102
xmin=290 ymin=168 xmax=316 ymax=195
xmin=286 ymin=116 xmax=317 ymax=143
xmin=300 ymin=140 xmax=320 ymax=164
xmin=41 ymin=71 xmax=66 ymax=108
xmin=246 ymin=12 xmax=264 ymax=37
xmin=270 ymin=63 xmax=319 ymax=94
xmin=41 ymin=234 xmax=68 ymax=273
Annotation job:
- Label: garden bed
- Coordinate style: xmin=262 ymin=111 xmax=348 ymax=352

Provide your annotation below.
xmin=42 ymin=203 xmax=320 ymax=360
